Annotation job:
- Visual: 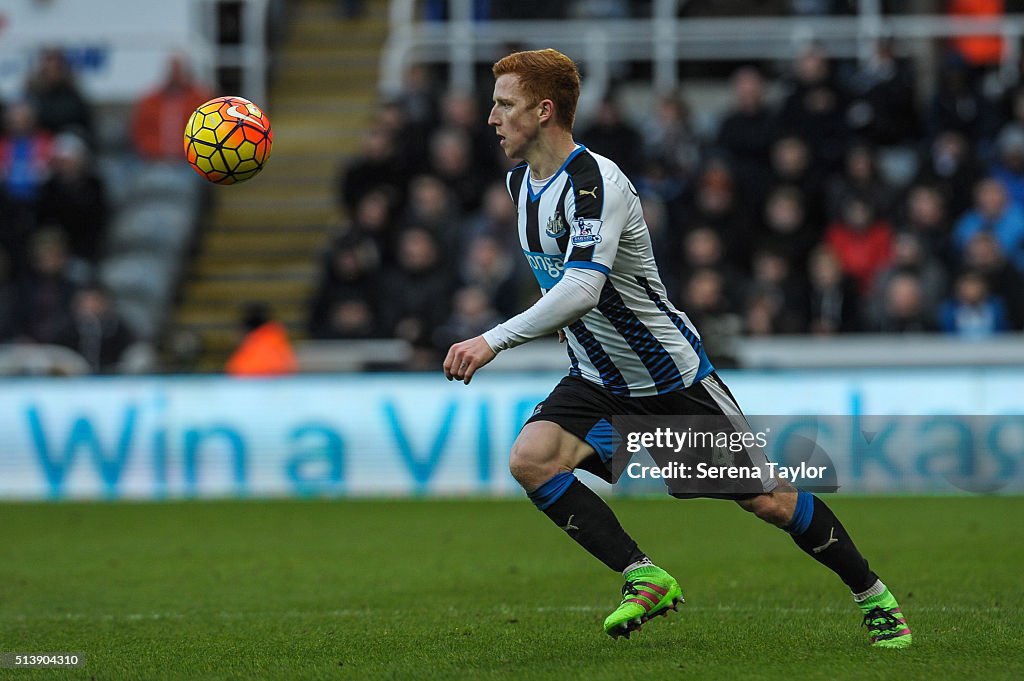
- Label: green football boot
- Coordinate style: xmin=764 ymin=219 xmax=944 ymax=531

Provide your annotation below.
xmin=603 ymin=565 xmax=684 ymax=639
xmin=859 ymin=588 xmax=913 ymax=648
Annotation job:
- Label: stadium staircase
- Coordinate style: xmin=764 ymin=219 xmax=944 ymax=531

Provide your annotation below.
xmin=169 ymin=0 xmax=387 ymax=372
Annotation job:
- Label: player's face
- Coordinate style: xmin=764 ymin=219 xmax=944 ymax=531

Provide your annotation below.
xmin=488 ymin=74 xmax=540 ymax=160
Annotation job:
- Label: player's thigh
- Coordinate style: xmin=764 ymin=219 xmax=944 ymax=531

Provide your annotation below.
xmin=509 ymin=421 xmax=595 ymax=482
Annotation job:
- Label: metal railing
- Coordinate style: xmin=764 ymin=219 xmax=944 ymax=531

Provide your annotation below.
xmin=194 ymin=0 xmax=271 ymax=107
xmin=382 ymin=0 xmax=1024 ymax=107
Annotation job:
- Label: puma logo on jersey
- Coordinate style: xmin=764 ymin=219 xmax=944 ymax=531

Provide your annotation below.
xmin=812 ymin=527 xmax=838 ymax=554
xmin=561 ymin=515 xmax=579 ymax=532
xmin=578 ymin=186 xmax=598 ymax=199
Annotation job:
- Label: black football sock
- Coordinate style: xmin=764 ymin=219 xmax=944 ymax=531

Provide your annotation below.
xmin=528 ymin=471 xmax=647 ymax=573
xmin=785 ymin=490 xmax=878 ymax=593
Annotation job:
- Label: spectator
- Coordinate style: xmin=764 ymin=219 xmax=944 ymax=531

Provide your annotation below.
xmin=462 ymin=181 xmax=520 ymax=250
xmin=874 ymin=272 xmax=938 ymax=333
xmin=778 ymin=43 xmax=848 ymax=172
xmin=989 ymin=122 xmax=1024 ymax=207
xmin=13 ymin=228 xmax=79 ymax=344
xmin=756 ymin=185 xmax=820 ymax=273
xmin=307 ymin=234 xmax=384 ymax=339
xmin=458 ymin=234 xmax=527 ymax=319
xmin=825 ymin=143 xmax=899 ymax=222
xmin=429 ymin=127 xmax=485 ymax=214
xmin=55 ymin=284 xmax=135 ymax=373
xmin=400 ymin=175 xmax=463 ymax=253
xmin=642 ymin=92 xmax=700 ymax=179
xmin=825 ymin=193 xmax=895 ymax=293
xmin=225 ymin=302 xmax=298 ymax=376
xmin=390 ymin=63 xmax=438 ymax=132
xmin=634 ymin=156 xmax=688 ymax=231
xmin=348 ymin=186 xmax=399 ymax=265
xmin=376 ymin=98 xmax=431 ymax=177
xmin=580 ymin=95 xmax=644 ymax=180
xmin=338 ymin=125 xmax=405 ymax=216
xmin=939 ymin=269 xmax=1010 ymax=337
xmin=680 ymin=268 xmax=741 ymax=366
xmin=439 ymin=89 xmax=501 ymax=179
xmin=744 ymin=248 xmax=807 ymax=333
xmin=870 ymin=233 xmax=948 ymax=326
xmin=743 ymin=290 xmax=784 ymax=336
xmin=915 ymin=129 xmax=985 ymax=219
xmin=641 ymin=194 xmax=675 ymax=273
xmin=676 ymin=226 xmax=745 ymax=311
xmin=898 ymin=184 xmax=955 ymax=266
xmin=995 ymin=82 xmax=1024 ymax=132
xmin=953 ymin=177 xmax=1024 ymax=271
xmin=927 ymin=52 xmax=997 ymax=144
xmin=35 ymin=132 xmax=108 ymax=265
xmin=715 ymin=67 xmax=776 ymax=195
xmin=380 ymin=228 xmax=453 ymax=351
xmin=960 ymin=230 xmax=1024 ymax=328
xmin=25 ymin=48 xmax=94 ymax=145
xmin=946 ymin=0 xmax=1005 ymax=71
xmin=314 ymin=298 xmax=381 ymax=340
xmin=0 ymin=101 xmax=54 ymax=264
xmin=765 ymin=135 xmax=826 ymax=227
xmin=806 ymin=246 xmax=862 ymax=335
xmin=433 ymin=285 xmax=503 ymax=351
xmin=684 ymin=159 xmax=754 ymax=268
xmin=842 ymin=39 xmax=919 ymax=145
xmin=131 ymin=54 xmax=214 ymax=161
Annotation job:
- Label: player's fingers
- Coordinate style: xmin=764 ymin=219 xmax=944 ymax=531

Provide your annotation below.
xmin=463 ymin=360 xmax=477 ymax=384
xmin=443 ymin=347 xmax=458 ymax=380
xmin=454 ymin=355 xmax=471 ymax=383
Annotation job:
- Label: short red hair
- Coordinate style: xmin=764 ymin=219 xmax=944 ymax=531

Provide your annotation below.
xmin=492 ymin=49 xmax=581 ymax=131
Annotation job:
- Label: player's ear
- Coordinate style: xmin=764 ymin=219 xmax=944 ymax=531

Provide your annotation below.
xmin=537 ymin=98 xmax=555 ymax=124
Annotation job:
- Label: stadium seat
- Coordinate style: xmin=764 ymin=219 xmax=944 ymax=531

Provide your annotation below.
xmin=100 ymin=252 xmax=181 ymax=340
xmin=129 ymin=162 xmax=205 ymax=206
xmin=107 ymin=200 xmax=197 ymax=255
xmin=95 ymin=153 xmax=137 ymax=210
xmin=0 ymin=344 xmax=92 ymax=376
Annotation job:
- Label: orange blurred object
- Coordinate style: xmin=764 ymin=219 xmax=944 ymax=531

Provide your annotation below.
xmin=948 ymin=0 xmax=1005 ymax=67
xmin=226 ymin=321 xmax=298 ymax=376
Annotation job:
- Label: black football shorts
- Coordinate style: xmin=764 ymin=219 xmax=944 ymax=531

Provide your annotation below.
xmin=524 ymin=373 xmax=778 ymax=499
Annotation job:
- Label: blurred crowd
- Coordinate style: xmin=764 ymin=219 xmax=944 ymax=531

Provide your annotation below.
xmin=0 ymin=49 xmax=210 ymax=373
xmin=7 ymin=11 xmax=1024 ymax=375
xmin=318 ymin=40 xmax=1024 ymax=367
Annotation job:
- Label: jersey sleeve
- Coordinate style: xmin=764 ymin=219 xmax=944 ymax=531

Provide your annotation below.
xmin=563 ymin=167 xmax=625 ymax=276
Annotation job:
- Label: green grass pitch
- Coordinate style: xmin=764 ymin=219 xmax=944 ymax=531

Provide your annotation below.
xmin=1 ymin=496 xmax=1022 ymax=680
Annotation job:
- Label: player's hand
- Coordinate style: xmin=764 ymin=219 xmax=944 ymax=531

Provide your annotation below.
xmin=443 ymin=336 xmax=497 ymax=385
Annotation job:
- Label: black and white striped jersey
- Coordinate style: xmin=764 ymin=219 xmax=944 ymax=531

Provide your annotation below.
xmin=505 ymin=145 xmax=714 ymax=397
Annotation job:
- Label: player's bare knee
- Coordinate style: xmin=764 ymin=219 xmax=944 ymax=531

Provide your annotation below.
xmin=508 ymin=440 xmax=560 ymax=490
xmin=737 ymin=494 xmax=790 ymax=526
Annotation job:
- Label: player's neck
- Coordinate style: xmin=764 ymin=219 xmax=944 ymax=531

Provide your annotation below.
xmin=526 ymin=133 xmax=579 ymax=180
